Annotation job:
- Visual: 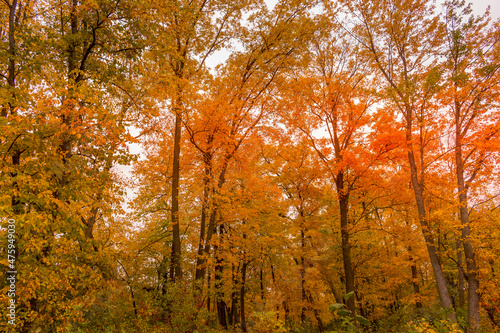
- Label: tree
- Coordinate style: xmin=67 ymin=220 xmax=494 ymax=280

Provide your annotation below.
xmin=181 ymin=1 xmax=318 ymax=326
xmin=442 ymin=1 xmax=500 ymax=330
xmin=341 ymin=0 xmax=458 ymax=321
xmin=1 ymin=0 xmax=141 ymax=331
xmin=136 ymin=0 xmax=253 ymax=285
xmin=277 ymin=19 xmax=377 ymax=314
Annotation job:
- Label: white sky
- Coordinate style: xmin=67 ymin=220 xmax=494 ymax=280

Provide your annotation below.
xmin=471 ymin=0 xmax=500 ymax=20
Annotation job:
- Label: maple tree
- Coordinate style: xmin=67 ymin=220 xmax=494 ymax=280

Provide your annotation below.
xmin=441 ymin=1 xmax=500 ymax=330
xmin=276 ymin=19 xmax=378 ymax=315
xmin=341 ymin=0 xmax=461 ymax=322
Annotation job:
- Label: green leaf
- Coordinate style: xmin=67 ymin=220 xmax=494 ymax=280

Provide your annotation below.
xmin=354 ymin=315 xmax=371 ymax=326
xmin=337 ymin=309 xmax=351 ymax=317
xmin=343 ymin=291 xmax=355 ymax=301
xmin=330 ymin=303 xmax=345 ymax=311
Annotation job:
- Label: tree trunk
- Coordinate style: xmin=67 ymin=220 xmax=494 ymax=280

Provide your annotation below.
xmin=337 ymin=171 xmax=355 ymax=314
xmin=240 ymin=262 xmax=248 ymax=332
xmin=169 ymin=110 xmax=183 ymax=282
xmin=456 ymin=236 xmax=465 ymax=308
xmin=229 ymin=263 xmax=239 ymax=326
xmin=405 ymin=120 xmax=456 ymax=322
xmin=410 ymin=259 xmax=423 ymax=309
xmin=195 ymin=155 xmax=230 ymax=282
xmin=215 ymin=225 xmax=227 ymax=329
xmin=260 ymin=268 xmax=265 ymax=302
xmin=195 ymin=157 xmax=211 ymax=283
xmin=300 ymin=226 xmax=306 ymax=323
xmin=455 ymin=130 xmax=480 ymax=332
xmin=207 ymin=271 xmax=211 ymax=312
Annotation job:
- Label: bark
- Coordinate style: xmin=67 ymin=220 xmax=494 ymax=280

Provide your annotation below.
xmin=410 ymin=259 xmax=423 ymax=309
xmin=260 ymin=268 xmax=265 ymax=301
xmin=228 ymin=263 xmax=239 ymax=326
xmin=195 ymin=154 xmax=230 ymax=282
xmin=195 ymin=157 xmax=211 ymax=283
xmin=456 ymin=236 xmax=465 ymax=308
xmin=169 ymin=110 xmax=183 ymax=282
xmin=300 ymin=226 xmax=306 ymax=323
xmin=207 ymin=271 xmax=211 ymax=312
xmin=455 ymin=128 xmax=480 ymax=332
xmin=240 ymin=262 xmax=248 ymax=332
xmin=196 ymin=206 xmax=218 ymax=282
xmin=215 ymin=225 xmax=227 ymax=329
xmin=405 ymin=119 xmax=457 ymax=322
xmin=337 ymin=171 xmax=355 ymax=314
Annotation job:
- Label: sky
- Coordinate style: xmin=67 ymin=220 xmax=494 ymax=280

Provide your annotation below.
xmin=471 ymin=0 xmax=500 ymax=20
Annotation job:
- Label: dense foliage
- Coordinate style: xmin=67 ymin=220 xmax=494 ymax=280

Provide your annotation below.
xmin=1 ymin=0 xmax=499 ymax=332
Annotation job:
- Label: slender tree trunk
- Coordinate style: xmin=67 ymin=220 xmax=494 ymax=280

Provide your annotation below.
xmin=337 ymin=172 xmax=355 ymax=314
xmin=405 ymin=120 xmax=456 ymax=322
xmin=195 ymin=157 xmax=211 ymax=283
xmin=215 ymin=225 xmax=227 ymax=329
xmin=456 ymin=236 xmax=465 ymax=308
xmin=260 ymin=268 xmax=265 ymax=301
xmin=169 ymin=110 xmax=182 ymax=282
xmin=197 ymin=207 xmax=218 ymax=282
xmin=405 ymin=213 xmax=422 ymax=309
xmin=455 ymin=129 xmax=480 ymax=332
xmin=207 ymin=271 xmax=211 ymax=312
xmin=195 ymin=155 xmax=230 ymax=282
xmin=240 ymin=261 xmax=248 ymax=332
xmin=410 ymin=259 xmax=423 ymax=309
xmin=300 ymin=226 xmax=306 ymax=323
xmin=229 ymin=263 xmax=239 ymax=326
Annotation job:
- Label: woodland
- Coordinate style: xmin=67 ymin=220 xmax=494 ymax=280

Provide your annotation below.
xmin=1 ymin=0 xmax=500 ymax=332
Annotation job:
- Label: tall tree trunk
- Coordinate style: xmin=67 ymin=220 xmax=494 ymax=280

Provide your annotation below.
xmin=337 ymin=172 xmax=355 ymax=314
xmin=405 ymin=119 xmax=456 ymax=322
xmin=207 ymin=271 xmax=211 ymax=312
xmin=169 ymin=110 xmax=182 ymax=282
xmin=215 ymin=224 xmax=227 ymax=329
xmin=300 ymin=225 xmax=306 ymax=323
xmin=196 ymin=206 xmax=218 ymax=282
xmin=228 ymin=263 xmax=239 ymax=326
xmin=195 ymin=156 xmax=211 ymax=283
xmin=406 ymin=213 xmax=423 ymax=309
xmin=195 ymin=155 xmax=230 ymax=282
xmin=240 ymin=261 xmax=248 ymax=332
xmin=455 ymin=128 xmax=480 ymax=332
xmin=410 ymin=258 xmax=423 ymax=309
xmin=260 ymin=268 xmax=265 ymax=301
xmin=456 ymin=236 xmax=466 ymax=308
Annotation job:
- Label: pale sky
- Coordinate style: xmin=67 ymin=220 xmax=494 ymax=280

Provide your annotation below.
xmin=471 ymin=0 xmax=500 ymax=20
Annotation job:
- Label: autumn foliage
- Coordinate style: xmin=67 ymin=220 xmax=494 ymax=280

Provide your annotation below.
xmin=1 ymin=0 xmax=499 ymax=332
